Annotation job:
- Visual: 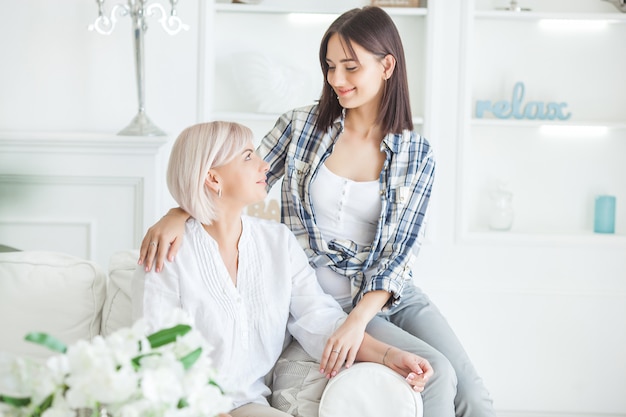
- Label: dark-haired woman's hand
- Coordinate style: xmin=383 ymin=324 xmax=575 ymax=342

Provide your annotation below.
xmin=138 ymin=207 xmax=189 ymax=272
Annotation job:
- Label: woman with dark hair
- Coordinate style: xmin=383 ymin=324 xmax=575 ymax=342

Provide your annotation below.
xmin=138 ymin=7 xmax=496 ymax=417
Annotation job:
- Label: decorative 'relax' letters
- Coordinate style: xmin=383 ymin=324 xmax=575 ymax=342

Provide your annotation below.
xmin=475 ymin=82 xmax=571 ymax=120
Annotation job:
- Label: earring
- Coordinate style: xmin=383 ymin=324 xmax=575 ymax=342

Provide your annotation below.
xmin=218 ymin=189 xmax=222 ymax=198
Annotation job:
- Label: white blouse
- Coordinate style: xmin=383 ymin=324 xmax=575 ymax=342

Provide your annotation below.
xmin=132 ymin=217 xmax=346 ymax=410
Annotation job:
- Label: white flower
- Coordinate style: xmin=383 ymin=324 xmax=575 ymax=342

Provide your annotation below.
xmin=140 ymin=366 xmax=184 ymax=403
xmin=0 ymin=308 xmax=231 ymax=417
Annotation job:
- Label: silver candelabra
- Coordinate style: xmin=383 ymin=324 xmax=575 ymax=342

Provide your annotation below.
xmin=89 ymin=0 xmax=189 ymax=136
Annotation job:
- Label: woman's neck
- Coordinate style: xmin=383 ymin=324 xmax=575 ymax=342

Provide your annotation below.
xmin=202 ymin=210 xmax=243 ymax=250
xmin=202 ymin=210 xmax=242 ymax=285
xmin=344 ymin=104 xmax=383 ymax=142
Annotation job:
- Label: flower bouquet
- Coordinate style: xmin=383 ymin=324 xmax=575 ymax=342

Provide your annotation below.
xmin=0 ymin=310 xmax=231 ymax=417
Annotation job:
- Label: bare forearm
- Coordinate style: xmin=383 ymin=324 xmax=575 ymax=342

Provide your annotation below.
xmin=346 ymin=290 xmax=390 ymax=328
xmin=355 ymin=333 xmax=391 ymax=364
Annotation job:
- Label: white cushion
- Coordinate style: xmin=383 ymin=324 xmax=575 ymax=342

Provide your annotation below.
xmin=271 ymin=339 xmax=329 ymax=417
xmin=0 ymin=251 xmax=106 ymax=360
xmin=101 ymin=249 xmax=138 ymax=336
xmin=319 ymin=362 xmax=423 ymax=417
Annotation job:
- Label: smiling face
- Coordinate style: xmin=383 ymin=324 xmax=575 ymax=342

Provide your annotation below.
xmin=208 ymin=140 xmax=269 ymax=209
xmin=325 ymin=33 xmax=389 ymax=112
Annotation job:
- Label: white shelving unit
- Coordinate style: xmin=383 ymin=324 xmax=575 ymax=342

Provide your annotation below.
xmin=196 ymin=0 xmax=435 ymax=222
xmin=457 ymin=0 xmax=626 ymax=245
xmin=198 ymin=0 xmax=433 ymax=137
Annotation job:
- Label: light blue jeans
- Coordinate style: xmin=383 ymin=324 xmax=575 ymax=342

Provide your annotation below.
xmin=349 ymin=283 xmax=496 ymax=417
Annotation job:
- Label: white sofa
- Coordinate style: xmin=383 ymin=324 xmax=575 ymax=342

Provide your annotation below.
xmin=0 ymin=250 xmax=422 ymax=417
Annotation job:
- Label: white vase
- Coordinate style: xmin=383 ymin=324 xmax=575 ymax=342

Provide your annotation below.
xmin=489 ymin=187 xmax=514 ymax=231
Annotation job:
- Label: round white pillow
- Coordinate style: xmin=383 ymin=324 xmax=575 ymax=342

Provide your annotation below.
xmin=319 ymin=362 xmax=423 ymax=417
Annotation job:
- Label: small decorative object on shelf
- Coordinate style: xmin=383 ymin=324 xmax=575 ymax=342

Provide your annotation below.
xmin=475 ymin=81 xmax=571 ymax=121
xmin=496 ymin=0 xmax=531 ymax=11
xmin=489 ymin=181 xmax=515 ymax=231
xmin=594 ymin=195 xmax=616 ymax=233
xmin=0 ymin=309 xmax=231 ymax=417
xmin=602 ymin=0 xmax=626 ymax=13
xmin=89 ymin=0 xmax=189 ymax=136
xmin=371 ymin=0 xmax=426 ymax=7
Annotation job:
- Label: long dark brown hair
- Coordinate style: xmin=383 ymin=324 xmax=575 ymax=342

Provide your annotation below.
xmin=316 ymin=6 xmax=413 ymax=135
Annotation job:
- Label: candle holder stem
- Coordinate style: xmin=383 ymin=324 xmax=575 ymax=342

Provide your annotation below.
xmin=89 ymin=0 xmax=188 ymax=137
xmin=118 ymin=1 xmax=165 ymax=136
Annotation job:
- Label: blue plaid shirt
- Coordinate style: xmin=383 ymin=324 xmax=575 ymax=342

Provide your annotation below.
xmin=258 ymin=104 xmax=435 ymax=308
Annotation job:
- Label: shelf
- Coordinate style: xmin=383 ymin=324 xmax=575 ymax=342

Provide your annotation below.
xmin=474 ymin=11 xmax=626 ymax=21
xmin=0 ymin=131 xmax=168 ymax=154
xmin=215 ymin=3 xmax=427 ymax=16
xmin=469 ymin=119 xmax=626 ymax=129
xmin=460 ymin=230 xmax=626 ymax=246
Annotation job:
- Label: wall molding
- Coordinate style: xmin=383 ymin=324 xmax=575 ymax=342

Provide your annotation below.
xmin=0 ymin=132 xmax=168 ymax=156
xmin=498 ymin=411 xmax=625 ymax=417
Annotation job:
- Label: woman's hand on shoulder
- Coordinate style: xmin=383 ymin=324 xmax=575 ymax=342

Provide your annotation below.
xmin=138 ymin=207 xmax=190 ymax=272
xmin=383 ymin=347 xmax=433 ymax=392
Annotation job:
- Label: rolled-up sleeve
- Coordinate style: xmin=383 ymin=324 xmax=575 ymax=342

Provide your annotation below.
xmin=361 ymin=140 xmax=436 ymax=308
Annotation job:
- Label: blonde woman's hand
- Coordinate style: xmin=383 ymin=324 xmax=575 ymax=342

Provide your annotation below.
xmin=138 ymin=207 xmax=189 ymax=272
xmin=319 ymin=317 xmax=366 ymax=378
xmin=382 ymin=347 xmax=433 ymax=392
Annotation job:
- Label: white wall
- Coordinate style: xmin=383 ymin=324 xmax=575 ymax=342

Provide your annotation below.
xmin=0 ymin=1 xmax=624 ymax=416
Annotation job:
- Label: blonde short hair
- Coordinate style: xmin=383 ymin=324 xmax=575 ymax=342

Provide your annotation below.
xmin=166 ymin=121 xmax=253 ymax=224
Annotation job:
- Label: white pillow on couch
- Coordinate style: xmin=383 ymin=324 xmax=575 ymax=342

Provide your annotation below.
xmin=0 ymin=251 xmax=106 ymax=361
xmin=101 ymin=249 xmax=138 ymax=336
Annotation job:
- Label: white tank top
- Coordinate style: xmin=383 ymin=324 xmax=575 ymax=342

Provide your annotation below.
xmin=310 ymin=163 xmax=381 ymax=308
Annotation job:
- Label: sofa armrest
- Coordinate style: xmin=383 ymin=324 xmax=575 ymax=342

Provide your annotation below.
xmin=319 ymin=362 xmax=423 ymax=417
xmin=271 ymin=340 xmax=423 ymax=417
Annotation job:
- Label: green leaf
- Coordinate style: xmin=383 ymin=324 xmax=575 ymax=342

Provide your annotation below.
xmin=130 ymin=352 xmax=160 ymax=370
xmin=209 ymin=379 xmax=225 ymax=395
xmin=0 ymin=394 xmax=31 ymax=407
xmin=31 ymin=393 xmax=54 ymax=417
xmin=177 ymin=398 xmax=189 ymax=409
xmin=147 ymin=324 xmax=191 ymax=348
xmin=24 ymin=332 xmax=67 ymax=353
xmin=179 ymin=347 xmax=202 ymax=370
